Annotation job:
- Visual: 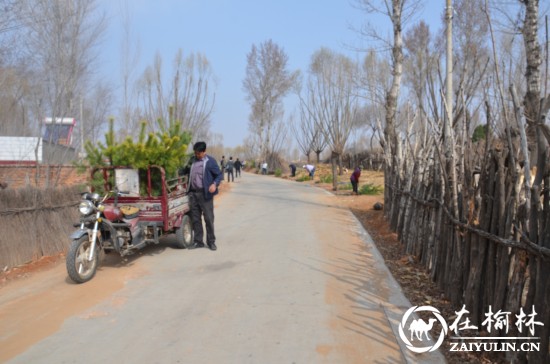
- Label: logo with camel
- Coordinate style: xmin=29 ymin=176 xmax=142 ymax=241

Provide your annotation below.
xmin=398 ymin=305 xmax=448 ymax=353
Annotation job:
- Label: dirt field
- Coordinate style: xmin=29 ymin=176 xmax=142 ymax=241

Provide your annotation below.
xmin=0 ymin=168 xmax=499 ymax=363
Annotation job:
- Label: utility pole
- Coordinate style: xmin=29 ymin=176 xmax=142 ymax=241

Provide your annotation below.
xmin=444 ymin=0 xmax=453 ymax=145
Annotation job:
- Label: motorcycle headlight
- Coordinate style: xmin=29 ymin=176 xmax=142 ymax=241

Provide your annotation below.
xmin=79 ymin=200 xmax=95 ymax=215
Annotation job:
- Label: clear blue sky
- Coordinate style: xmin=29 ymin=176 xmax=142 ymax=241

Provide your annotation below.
xmin=99 ymin=0 xmax=442 ymax=148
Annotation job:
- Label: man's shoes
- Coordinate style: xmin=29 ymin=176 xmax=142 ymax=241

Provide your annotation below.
xmin=188 ymin=242 xmax=205 ymax=249
xmin=188 ymin=242 xmax=216 ymax=250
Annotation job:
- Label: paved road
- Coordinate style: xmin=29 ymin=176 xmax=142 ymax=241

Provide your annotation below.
xmin=2 ymin=172 xmax=445 ymax=363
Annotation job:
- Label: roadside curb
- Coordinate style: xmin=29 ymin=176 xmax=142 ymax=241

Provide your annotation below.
xmin=348 ymin=211 xmax=447 ymax=363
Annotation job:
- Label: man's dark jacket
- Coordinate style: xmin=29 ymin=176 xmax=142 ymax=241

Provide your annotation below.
xmin=180 ymin=155 xmax=223 ymax=200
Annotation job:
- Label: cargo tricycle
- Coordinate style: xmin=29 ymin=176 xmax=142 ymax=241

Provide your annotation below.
xmin=66 ymin=165 xmax=193 ymax=283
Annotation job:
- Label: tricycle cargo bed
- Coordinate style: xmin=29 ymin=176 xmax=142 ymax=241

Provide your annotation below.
xmin=92 ymin=165 xmax=190 ymax=231
xmin=113 ymin=193 xmax=189 ymax=227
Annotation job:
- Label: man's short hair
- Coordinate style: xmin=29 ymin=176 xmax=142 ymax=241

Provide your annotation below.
xmin=193 ymin=141 xmax=207 ymax=152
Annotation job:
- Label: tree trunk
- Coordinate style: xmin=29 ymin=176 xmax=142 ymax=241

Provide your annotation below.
xmin=521 ymin=0 xmax=542 ymax=126
xmin=331 ymin=151 xmax=338 ymax=191
xmin=464 ymin=152 xmax=496 ymax=323
xmin=383 ymin=0 xmax=404 ymax=218
xmin=397 ymin=156 xmax=416 ymax=243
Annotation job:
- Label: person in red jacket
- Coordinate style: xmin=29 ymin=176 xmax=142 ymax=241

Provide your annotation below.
xmin=350 ymin=166 xmax=361 ymax=195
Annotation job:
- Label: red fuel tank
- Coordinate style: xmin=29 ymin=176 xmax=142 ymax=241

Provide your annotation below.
xmin=103 ymin=206 xmax=123 ymax=221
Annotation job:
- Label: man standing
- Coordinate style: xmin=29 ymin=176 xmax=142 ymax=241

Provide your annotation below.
xmin=234 ymin=158 xmax=242 ymax=177
xmin=182 ymin=141 xmax=223 ymax=251
xmin=226 ymin=156 xmax=235 ymax=182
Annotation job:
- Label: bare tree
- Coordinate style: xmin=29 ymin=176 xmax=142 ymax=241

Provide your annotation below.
xmin=353 ymin=0 xmax=422 ymax=51
xmin=265 ymin=116 xmax=290 ymax=171
xmin=292 ymin=103 xmax=328 ymax=163
xmin=403 ymin=21 xmax=436 ymax=122
xmin=171 ymin=50 xmax=216 ymax=140
xmin=358 ymin=49 xmax=391 ymax=152
xmin=451 ymin=0 xmax=491 ymax=130
xmin=135 ymin=53 xmax=164 ymax=128
xmin=242 ymin=134 xmax=261 ymax=165
xmin=0 ymin=65 xmax=33 ymax=136
xmin=290 ymin=110 xmax=313 ymax=162
xmin=304 ymin=48 xmax=360 ymax=190
xmin=118 ymin=0 xmax=141 ymax=139
xmin=83 ymin=80 xmax=112 ymax=145
xmin=355 ymin=0 xmax=415 ymax=220
xmin=242 ymin=39 xmax=299 ymax=166
xmin=204 ymin=132 xmax=224 ymax=161
xmin=17 ymin=0 xmax=106 ymax=124
xmin=135 ymin=50 xmax=216 ymax=141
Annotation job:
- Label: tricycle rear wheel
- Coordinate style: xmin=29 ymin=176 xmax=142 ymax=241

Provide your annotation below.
xmin=175 ymin=214 xmax=193 ymax=249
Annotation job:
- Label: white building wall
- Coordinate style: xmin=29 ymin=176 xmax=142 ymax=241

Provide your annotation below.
xmin=0 ymin=137 xmax=42 ymax=162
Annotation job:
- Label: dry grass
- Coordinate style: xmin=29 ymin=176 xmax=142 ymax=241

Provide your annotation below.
xmin=288 ymin=163 xmax=385 ymax=191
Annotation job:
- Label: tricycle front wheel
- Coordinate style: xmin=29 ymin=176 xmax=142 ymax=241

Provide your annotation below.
xmin=175 ymin=214 xmax=194 ymax=249
xmin=66 ymin=235 xmax=99 ymax=283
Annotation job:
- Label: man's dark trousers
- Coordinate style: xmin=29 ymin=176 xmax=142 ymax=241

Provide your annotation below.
xmin=189 ymin=191 xmax=215 ymax=245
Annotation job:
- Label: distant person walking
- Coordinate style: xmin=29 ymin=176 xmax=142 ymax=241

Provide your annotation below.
xmin=261 ymin=162 xmax=268 ymax=175
xmin=220 ymin=156 xmax=226 ymax=180
xmin=350 ymin=166 xmax=361 ymax=195
xmin=181 ymin=141 xmax=223 ymax=251
xmin=289 ymin=163 xmax=296 ymax=177
xmin=226 ymin=156 xmax=235 ymax=182
xmin=303 ymin=164 xmax=315 ymax=180
xmin=234 ymin=158 xmax=243 ymax=177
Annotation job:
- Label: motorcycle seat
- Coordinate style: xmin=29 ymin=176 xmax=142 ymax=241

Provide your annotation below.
xmin=120 ymin=205 xmax=140 ymax=219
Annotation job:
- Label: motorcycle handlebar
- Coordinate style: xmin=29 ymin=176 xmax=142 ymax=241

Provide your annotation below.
xmin=106 ymin=189 xmax=130 ymax=206
xmin=100 ymin=190 xmax=129 ymax=201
